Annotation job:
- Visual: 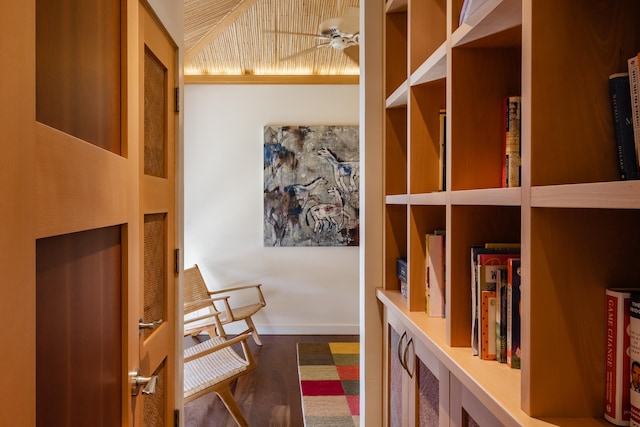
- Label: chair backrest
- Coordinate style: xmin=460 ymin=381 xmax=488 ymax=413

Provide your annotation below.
xmin=183 ymin=264 xmax=214 ymax=315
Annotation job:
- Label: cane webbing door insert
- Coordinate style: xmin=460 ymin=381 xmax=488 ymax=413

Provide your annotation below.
xmin=143 ymin=360 xmax=167 ymax=426
xmin=417 ymin=359 xmax=439 ymax=426
xmin=143 ymin=213 xmax=167 ymax=341
xmin=144 ymin=47 xmax=167 ymax=178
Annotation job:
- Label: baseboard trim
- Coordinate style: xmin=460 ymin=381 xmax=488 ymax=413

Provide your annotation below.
xmin=222 ymin=324 xmax=360 ymax=335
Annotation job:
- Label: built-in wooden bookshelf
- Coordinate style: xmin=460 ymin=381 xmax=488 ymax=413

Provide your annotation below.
xmin=378 ymin=0 xmax=640 ymax=424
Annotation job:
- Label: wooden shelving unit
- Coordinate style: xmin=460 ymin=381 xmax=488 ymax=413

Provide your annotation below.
xmin=377 ymin=0 xmax=640 ymax=425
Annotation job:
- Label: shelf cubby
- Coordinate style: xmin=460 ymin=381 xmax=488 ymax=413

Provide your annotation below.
xmin=450 ymin=31 xmax=521 ymax=191
xmin=448 ymin=205 xmax=521 ymax=347
xmin=409 ymin=0 xmax=446 ymax=75
xmin=408 ymin=204 xmax=446 ymax=312
xmin=527 ymin=2 xmax=640 ymax=187
xmin=385 ymin=9 xmax=408 ymax=99
xmin=409 ymin=80 xmax=446 ymax=195
xmin=385 ymin=204 xmax=408 ymax=293
xmin=527 ymin=207 xmax=640 ymax=417
xmin=385 ymin=107 xmax=408 ymax=196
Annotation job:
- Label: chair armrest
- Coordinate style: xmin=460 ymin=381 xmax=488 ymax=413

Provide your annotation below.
xmin=184 ymin=311 xmax=219 ymax=325
xmin=208 ymin=284 xmax=266 ymax=308
xmin=207 ymin=283 xmax=263 ymax=295
xmin=184 ymin=333 xmax=255 ymax=367
xmin=184 ymin=298 xmax=222 ymax=311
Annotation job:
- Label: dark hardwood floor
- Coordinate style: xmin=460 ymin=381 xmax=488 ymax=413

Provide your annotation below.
xmin=183 ymin=334 xmax=359 ymax=427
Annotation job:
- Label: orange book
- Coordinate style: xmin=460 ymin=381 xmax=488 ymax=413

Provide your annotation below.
xmin=481 ymin=290 xmax=496 ymax=360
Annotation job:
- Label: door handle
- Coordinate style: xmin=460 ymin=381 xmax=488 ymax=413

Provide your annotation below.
xmin=130 ymin=369 xmax=159 ymax=396
xmin=403 ymin=337 xmax=414 ymax=379
xmin=138 ymin=318 xmax=163 ymax=332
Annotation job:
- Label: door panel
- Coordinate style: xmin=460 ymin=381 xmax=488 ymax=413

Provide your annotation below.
xmin=35 ymin=0 xmax=121 ymax=153
xmin=36 ymin=227 xmax=122 ymax=425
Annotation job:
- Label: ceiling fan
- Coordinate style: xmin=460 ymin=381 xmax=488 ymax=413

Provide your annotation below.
xmin=269 ymin=6 xmax=360 ymax=64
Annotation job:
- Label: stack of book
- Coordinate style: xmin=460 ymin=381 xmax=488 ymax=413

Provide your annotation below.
xmin=470 ymin=243 xmax=521 ymax=368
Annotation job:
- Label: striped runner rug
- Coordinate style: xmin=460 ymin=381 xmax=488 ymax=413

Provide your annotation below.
xmin=297 ymin=342 xmax=360 ymax=427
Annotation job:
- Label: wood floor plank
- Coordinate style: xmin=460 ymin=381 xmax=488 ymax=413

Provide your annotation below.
xmin=184 ymin=334 xmax=359 ymax=427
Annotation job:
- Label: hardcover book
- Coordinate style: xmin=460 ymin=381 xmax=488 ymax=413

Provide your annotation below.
xmin=459 ymin=0 xmax=490 ymax=25
xmin=629 ymin=291 xmax=640 ymax=427
xmin=502 ymin=96 xmax=521 ymax=188
xmin=628 ymin=55 xmax=640 ymax=168
xmin=438 ymin=109 xmax=446 ymax=191
xmin=426 ymin=233 xmax=445 ymax=317
xmin=495 ymin=268 xmax=509 ymax=363
xmin=396 ymin=257 xmax=408 ymax=298
xmin=476 ymin=254 xmax=510 ymax=359
xmin=609 ymin=73 xmax=639 ymax=180
xmin=481 ymin=290 xmax=497 ymax=360
xmin=507 ymin=258 xmax=521 ymax=369
xmin=605 ymin=288 xmax=635 ymax=425
xmin=396 ymin=257 xmax=407 ymax=282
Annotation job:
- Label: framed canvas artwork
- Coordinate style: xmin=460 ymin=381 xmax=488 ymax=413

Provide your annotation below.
xmin=263 ymin=125 xmax=359 ymax=247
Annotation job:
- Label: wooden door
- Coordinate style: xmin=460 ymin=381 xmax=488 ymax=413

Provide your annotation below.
xmin=25 ymin=0 xmax=179 ymax=425
xmin=131 ymin=4 xmax=179 ymax=426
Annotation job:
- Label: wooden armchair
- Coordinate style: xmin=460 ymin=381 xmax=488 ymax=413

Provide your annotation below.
xmin=183 ymin=264 xmax=267 ymax=345
xmin=184 ymin=332 xmax=256 ymax=427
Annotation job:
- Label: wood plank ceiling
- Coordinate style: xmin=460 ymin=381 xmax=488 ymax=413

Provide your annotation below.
xmin=184 ymin=0 xmax=360 ymax=83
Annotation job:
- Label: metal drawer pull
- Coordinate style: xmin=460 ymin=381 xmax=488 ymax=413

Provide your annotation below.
xmin=398 ymin=331 xmax=408 ymax=371
xmin=403 ymin=337 xmax=414 ymax=379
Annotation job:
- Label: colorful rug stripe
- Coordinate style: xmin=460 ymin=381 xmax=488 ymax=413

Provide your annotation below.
xmin=297 ymin=342 xmax=360 ymax=427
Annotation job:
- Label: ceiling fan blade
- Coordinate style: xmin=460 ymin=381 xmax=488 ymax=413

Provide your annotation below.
xmin=280 ymin=43 xmax=330 ymax=62
xmin=343 ymin=45 xmax=359 ymax=64
xmin=339 ymin=7 xmax=360 ymax=35
xmin=319 ymin=17 xmax=342 ymax=35
xmin=264 ymin=30 xmax=330 ymax=39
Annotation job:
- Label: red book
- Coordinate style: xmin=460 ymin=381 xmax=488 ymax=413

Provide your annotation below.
xmin=605 ymin=288 xmax=633 ymax=425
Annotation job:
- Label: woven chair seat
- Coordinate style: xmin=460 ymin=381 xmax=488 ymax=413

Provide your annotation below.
xmin=184 ymin=337 xmax=250 ymax=399
xmin=218 ymin=303 xmax=263 ymax=323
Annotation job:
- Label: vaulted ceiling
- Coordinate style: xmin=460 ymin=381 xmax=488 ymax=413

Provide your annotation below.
xmin=184 ymin=0 xmax=360 ymax=83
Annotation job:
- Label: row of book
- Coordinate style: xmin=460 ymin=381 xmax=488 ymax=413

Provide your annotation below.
xmin=608 ymin=52 xmax=640 ymax=180
xmin=605 ymin=288 xmax=640 ymax=426
xmin=470 ymin=244 xmax=521 ymax=369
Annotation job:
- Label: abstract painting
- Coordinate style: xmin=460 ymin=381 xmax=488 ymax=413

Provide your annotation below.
xmin=263 ymin=125 xmax=359 ymax=247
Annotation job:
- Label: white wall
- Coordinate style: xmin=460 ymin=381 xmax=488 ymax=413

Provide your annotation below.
xmin=184 ymin=84 xmax=360 ymax=334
